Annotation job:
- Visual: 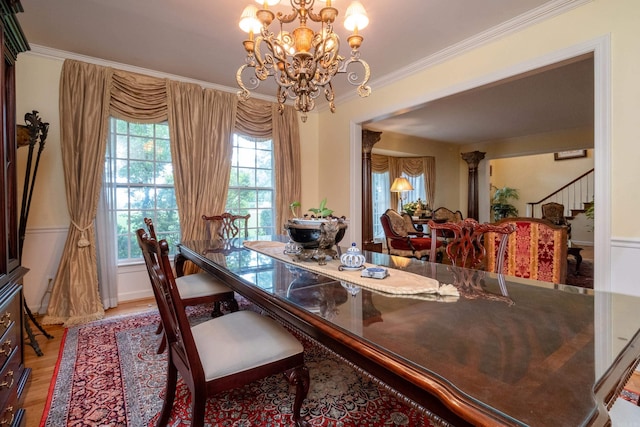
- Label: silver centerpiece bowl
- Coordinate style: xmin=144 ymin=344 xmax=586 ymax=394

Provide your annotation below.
xmin=284 ymin=218 xmax=348 ymax=265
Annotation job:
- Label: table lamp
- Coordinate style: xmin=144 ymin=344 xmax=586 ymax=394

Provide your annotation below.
xmin=390 ymin=177 xmax=413 ymax=211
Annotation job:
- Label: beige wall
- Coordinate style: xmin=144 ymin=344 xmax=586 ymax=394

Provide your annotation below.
xmin=491 ymin=150 xmax=594 ymax=217
xmin=16 ymin=54 xmax=67 ymax=227
xmin=15 ymin=0 xmax=640 ymax=304
xmin=315 ymin=0 xmax=638 ymax=240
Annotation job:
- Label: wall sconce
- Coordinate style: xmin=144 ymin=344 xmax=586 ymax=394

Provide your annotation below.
xmin=390 ymin=177 xmax=413 ymax=211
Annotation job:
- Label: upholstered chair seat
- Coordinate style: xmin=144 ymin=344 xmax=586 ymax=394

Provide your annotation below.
xmin=175 ymin=272 xmax=234 ymax=299
xmin=193 ymin=310 xmax=303 ymax=380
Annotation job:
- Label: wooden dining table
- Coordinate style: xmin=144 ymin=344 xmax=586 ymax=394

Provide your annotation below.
xmin=176 ymin=236 xmax=640 ymax=426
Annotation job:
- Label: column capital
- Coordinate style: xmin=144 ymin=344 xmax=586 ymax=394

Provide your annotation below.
xmin=362 ymin=129 xmax=382 ymax=153
xmin=461 ymin=151 xmax=486 ymax=168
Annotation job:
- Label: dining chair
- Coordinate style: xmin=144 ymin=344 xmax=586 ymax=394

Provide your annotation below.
xmin=173 ymin=212 xmax=251 ymax=277
xmin=485 ymin=217 xmax=569 ymax=284
xmin=203 ymin=212 xmax=250 ymax=240
xmin=145 ymin=218 xmax=238 ymax=315
xmin=428 ymin=218 xmax=515 ymax=271
xmin=144 ymin=218 xmax=238 ymax=353
xmin=136 ymin=229 xmax=310 ymax=427
xmin=541 ymin=202 xmax=572 ymax=239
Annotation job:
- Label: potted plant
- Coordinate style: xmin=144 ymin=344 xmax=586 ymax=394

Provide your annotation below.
xmin=289 ymin=198 xmax=344 ymax=222
xmin=491 ymin=185 xmax=520 ymax=222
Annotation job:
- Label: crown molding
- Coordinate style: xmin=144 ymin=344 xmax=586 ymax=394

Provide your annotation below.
xmin=24 ymin=44 xmax=277 ymax=103
xmin=24 ymin=0 xmax=592 ymax=116
xmin=327 ymin=0 xmax=593 ymax=111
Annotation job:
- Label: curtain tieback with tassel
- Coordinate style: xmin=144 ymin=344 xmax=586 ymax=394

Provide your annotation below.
xmin=71 ymin=220 xmax=92 ymax=248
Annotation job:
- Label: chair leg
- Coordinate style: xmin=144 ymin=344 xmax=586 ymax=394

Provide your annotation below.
xmin=155 ymin=321 xmax=166 ymax=354
xmin=157 ymin=335 xmax=167 ymax=354
xmin=157 ymin=360 xmax=177 ymax=427
xmin=285 ymin=365 xmax=310 ymax=427
xmin=211 ymin=301 xmax=223 ymax=318
xmin=225 ymin=297 xmax=239 ymax=313
xmin=190 ymin=391 xmax=207 ymax=427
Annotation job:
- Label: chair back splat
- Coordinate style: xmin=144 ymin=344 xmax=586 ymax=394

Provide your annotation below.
xmin=136 ymin=229 xmax=310 ymax=427
xmin=428 ymin=218 xmax=515 ymax=271
xmin=203 ymin=212 xmax=250 ymax=240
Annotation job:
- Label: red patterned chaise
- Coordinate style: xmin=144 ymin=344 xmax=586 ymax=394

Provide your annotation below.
xmin=485 ymin=217 xmax=568 ymax=284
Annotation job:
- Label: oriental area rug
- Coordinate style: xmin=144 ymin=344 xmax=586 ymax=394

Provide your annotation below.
xmin=565 ymin=258 xmax=594 ymax=289
xmin=40 ymin=304 xmax=436 ymax=427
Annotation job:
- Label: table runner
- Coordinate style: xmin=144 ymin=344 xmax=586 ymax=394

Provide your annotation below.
xmin=243 ymin=240 xmax=458 ymax=297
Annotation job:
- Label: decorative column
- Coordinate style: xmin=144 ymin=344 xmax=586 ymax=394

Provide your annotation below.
xmin=362 ymin=129 xmax=382 ymax=251
xmin=461 ymin=151 xmax=485 ymax=220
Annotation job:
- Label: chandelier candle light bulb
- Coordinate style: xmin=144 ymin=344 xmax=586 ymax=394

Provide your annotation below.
xmin=237 ymin=0 xmax=372 ymax=122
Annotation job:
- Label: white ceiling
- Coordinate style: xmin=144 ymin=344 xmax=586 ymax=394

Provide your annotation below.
xmin=16 ymin=0 xmax=592 ymax=142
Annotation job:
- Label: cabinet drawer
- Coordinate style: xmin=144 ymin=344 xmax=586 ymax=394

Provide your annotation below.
xmin=0 ymin=346 xmax=23 ymax=415
xmin=0 ymin=322 xmax=18 ymax=372
xmin=0 ymin=385 xmax=23 ymax=427
xmin=0 ymin=295 xmax=18 ymax=339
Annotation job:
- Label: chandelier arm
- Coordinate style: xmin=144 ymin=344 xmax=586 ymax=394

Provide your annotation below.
xmin=236 ymin=64 xmax=252 ymax=101
xmin=253 ymin=36 xmax=277 ymax=81
xmin=337 ymin=56 xmax=372 ymax=97
xmin=277 ymin=9 xmax=299 ymax=24
xmin=305 ymin=9 xmax=323 ymax=23
xmin=323 ymin=81 xmax=336 ymax=113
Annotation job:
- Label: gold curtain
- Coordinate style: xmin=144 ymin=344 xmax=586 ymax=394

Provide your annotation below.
xmin=44 ymin=59 xmax=299 ymax=325
xmin=399 ymin=157 xmax=436 ymax=208
xmin=167 ymin=81 xmax=237 ymax=269
xmin=235 ymin=98 xmax=301 ymax=234
xmin=42 ymin=60 xmax=112 ymax=326
xmin=110 ymin=70 xmax=168 ymax=122
xmin=372 ymin=154 xmax=435 ymax=209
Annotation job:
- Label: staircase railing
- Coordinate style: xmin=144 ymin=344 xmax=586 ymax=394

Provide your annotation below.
xmin=526 ymin=168 xmax=594 ymax=218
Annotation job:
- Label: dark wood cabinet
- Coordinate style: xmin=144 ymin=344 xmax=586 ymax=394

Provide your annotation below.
xmin=0 ymin=2 xmax=30 ymax=425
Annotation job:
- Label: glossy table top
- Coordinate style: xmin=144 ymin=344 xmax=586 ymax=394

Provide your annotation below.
xmin=177 ymin=237 xmax=640 ymax=426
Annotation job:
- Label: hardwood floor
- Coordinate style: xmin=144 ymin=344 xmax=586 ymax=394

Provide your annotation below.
xmin=22 ymin=297 xmax=640 ymax=426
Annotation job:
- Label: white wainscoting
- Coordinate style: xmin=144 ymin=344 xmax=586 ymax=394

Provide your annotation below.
xmin=22 ymin=227 xmax=68 ymax=314
xmin=22 ymin=227 xmax=154 ymax=314
xmin=611 ymin=237 xmax=640 ymax=297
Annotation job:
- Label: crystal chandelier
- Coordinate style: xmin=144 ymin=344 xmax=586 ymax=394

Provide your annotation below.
xmin=237 ymin=0 xmax=371 ymax=122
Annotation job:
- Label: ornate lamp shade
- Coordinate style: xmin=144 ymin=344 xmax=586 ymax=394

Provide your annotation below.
xmin=390 ymin=177 xmax=413 ymax=193
xmin=390 ymin=177 xmax=414 ymax=211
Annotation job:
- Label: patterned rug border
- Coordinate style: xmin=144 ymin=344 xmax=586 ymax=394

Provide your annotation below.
xmin=39 ymin=310 xmax=163 ymax=427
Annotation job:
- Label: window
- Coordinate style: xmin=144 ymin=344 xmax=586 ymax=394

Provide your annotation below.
xmin=402 ymin=173 xmax=426 ymax=206
xmin=105 ymin=127 xmax=276 ymax=263
xmin=372 ymin=171 xmax=390 ymax=241
xmin=106 ymin=118 xmax=179 ymax=262
xmin=226 ymin=134 xmax=275 ymax=238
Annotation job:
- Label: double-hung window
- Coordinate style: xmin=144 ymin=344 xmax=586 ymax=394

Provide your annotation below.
xmin=226 ymin=134 xmax=276 ymax=238
xmin=106 ymin=118 xmax=179 ymax=262
xmin=106 ymin=123 xmax=277 ymax=263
